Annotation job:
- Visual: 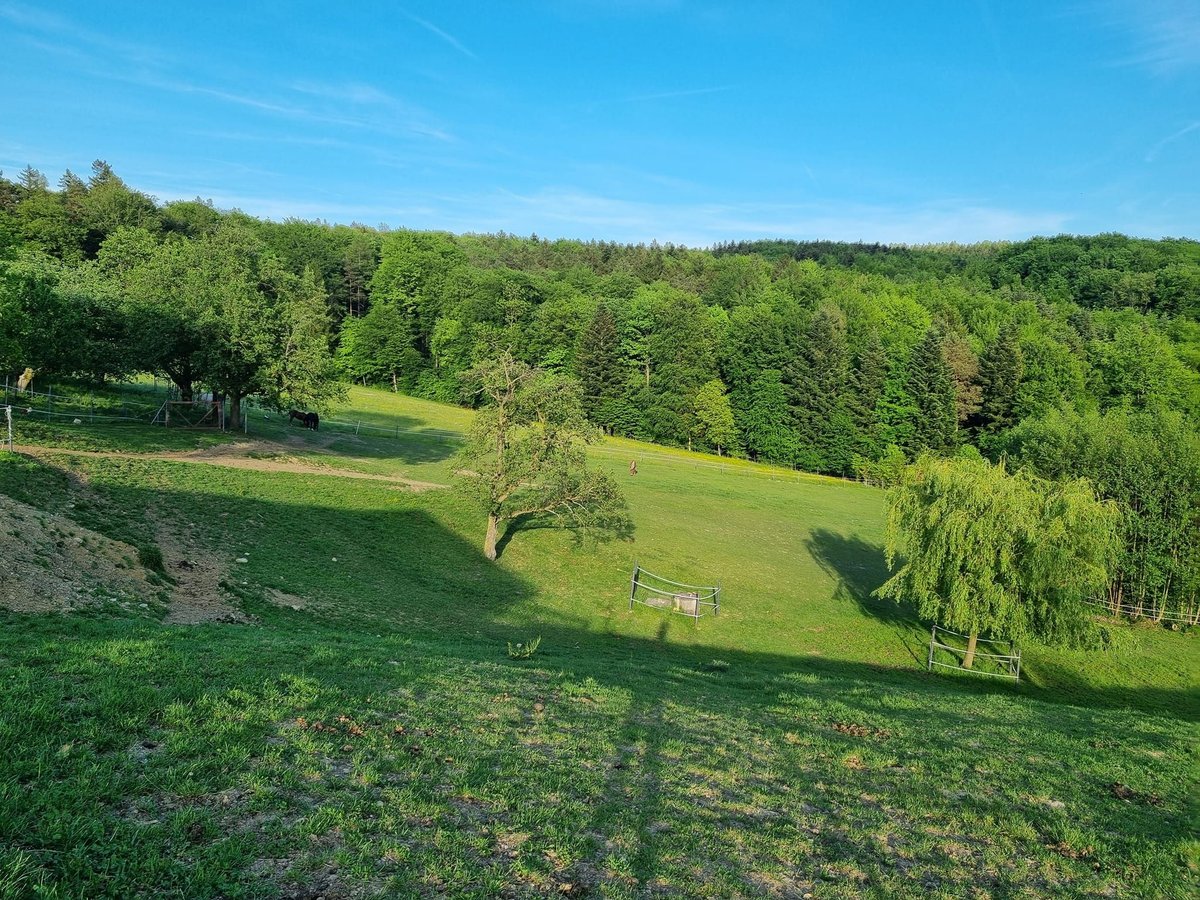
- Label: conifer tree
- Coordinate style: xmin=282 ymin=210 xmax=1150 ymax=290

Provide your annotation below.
xmin=740 ymin=369 xmax=796 ymax=463
xmin=786 ymin=306 xmax=855 ymax=473
xmin=848 ymin=330 xmax=888 ymax=460
xmin=941 ymin=332 xmax=983 ymax=424
xmin=978 ymin=323 xmax=1024 ymax=433
xmin=574 ymin=304 xmax=623 ymax=428
xmin=905 ymin=329 xmax=958 ymax=452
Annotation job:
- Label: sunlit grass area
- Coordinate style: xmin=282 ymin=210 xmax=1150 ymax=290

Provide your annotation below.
xmin=0 ymin=385 xmax=1195 ymax=898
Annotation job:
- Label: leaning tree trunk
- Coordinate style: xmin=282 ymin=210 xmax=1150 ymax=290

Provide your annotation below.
xmin=483 ymin=514 xmax=500 ymax=561
xmin=962 ymin=631 xmax=979 ymax=669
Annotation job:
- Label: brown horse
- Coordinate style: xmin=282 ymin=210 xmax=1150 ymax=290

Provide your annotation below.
xmin=288 ymin=409 xmax=319 ymax=430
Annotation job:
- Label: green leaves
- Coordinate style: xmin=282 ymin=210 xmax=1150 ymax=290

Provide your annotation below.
xmin=877 ymin=455 xmax=1118 ymax=644
xmin=458 ymin=352 xmax=630 ymax=560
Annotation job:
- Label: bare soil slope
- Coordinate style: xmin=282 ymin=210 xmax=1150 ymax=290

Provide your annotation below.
xmin=0 ymin=492 xmax=158 ymax=614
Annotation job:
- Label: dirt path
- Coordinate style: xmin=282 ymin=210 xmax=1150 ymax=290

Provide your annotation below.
xmin=149 ymin=510 xmax=249 ymax=626
xmin=15 ymin=443 xmax=448 ymax=491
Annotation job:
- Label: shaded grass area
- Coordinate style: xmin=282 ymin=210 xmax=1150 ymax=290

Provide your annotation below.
xmin=0 ymin=385 xmax=1197 ymax=897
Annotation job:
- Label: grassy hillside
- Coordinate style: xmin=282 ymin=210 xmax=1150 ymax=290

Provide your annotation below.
xmin=0 ymin=387 xmax=1196 ymax=898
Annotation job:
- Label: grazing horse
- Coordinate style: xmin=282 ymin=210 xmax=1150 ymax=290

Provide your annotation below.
xmin=288 ymin=410 xmax=319 ymax=431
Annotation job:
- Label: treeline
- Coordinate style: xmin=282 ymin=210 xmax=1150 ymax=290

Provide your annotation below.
xmin=1 ymin=161 xmax=1198 ymax=621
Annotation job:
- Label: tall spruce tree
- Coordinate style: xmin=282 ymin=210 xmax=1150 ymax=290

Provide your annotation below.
xmin=574 ymin=303 xmax=623 ymax=429
xmin=785 ymin=306 xmax=855 ymax=473
xmin=849 ymin=330 xmax=889 ymax=460
xmin=978 ymin=323 xmax=1024 ymax=433
xmin=905 ymin=329 xmax=958 ymax=452
xmin=941 ymin=332 xmax=983 ymax=424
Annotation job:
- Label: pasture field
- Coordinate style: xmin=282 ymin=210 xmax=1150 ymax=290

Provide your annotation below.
xmin=0 ymin=386 xmax=1196 ymax=898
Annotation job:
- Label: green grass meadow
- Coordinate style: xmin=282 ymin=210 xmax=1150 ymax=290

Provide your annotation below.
xmin=0 ymin=386 xmax=1196 ymax=898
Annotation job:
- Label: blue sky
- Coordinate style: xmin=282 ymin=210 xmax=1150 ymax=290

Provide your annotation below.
xmin=1 ymin=1 xmax=1197 ymax=245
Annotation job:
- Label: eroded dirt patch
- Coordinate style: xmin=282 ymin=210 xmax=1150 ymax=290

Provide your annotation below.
xmin=0 ymin=492 xmax=159 ymax=614
xmin=149 ymin=510 xmax=249 ymax=625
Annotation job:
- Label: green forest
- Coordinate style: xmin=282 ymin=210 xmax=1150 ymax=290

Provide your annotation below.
xmin=2 ymin=161 xmax=1199 ymax=625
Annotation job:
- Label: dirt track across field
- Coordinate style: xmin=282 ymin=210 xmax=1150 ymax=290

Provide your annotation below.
xmin=15 ymin=442 xmax=448 ymax=491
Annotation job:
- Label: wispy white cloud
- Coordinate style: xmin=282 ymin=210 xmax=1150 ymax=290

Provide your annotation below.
xmin=287 ymin=81 xmax=455 ymax=141
xmin=0 ymin=1 xmax=169 ymax=67
xmin=1145 ymin=121 xmax=1200 ymax=161
xmin=1 ymin=3 xmax=453 ymax=143
xmin=398 ymin=10 xmax=477 ymax=59
xmin=464 ymin=189 xmax=1072 ymax=246
xmin=1097 ymin=0 xmax=1200 ymax=74
xmin=141 ymin=182 xmax=1071 ymax=247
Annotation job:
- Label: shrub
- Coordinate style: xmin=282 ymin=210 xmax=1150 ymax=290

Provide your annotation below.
xmin=506 ymin=636 xmax=542 ymax=660
xmin=137 ymin=544 xmax=165 ymax=572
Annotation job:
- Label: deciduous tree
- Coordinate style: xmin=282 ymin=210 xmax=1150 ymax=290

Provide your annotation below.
xmin=458 ymin=352 xmax=630 ymax=560
xmin=877 ymin=455 xmax=1118 ymax=666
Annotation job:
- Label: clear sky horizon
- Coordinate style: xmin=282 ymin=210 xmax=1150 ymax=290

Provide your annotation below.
xmin=2 ymin=1 xmax=1197 ymax=247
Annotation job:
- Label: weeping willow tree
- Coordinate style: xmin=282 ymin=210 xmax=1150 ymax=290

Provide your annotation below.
xmin=876 ymin=455 xmax=1118 ymax=667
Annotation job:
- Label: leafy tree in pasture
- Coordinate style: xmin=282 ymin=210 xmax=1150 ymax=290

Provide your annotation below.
xmin=96 ymin=227 xmax=205 ymax=399
xmin=978 ymin=323 xmax=1024 ymax=433
xmin=877 ymin=455 xmax=1119 ymax=666
xmin=0 ymin=249 xmax=113 ymax=380
xmin=457 ymin=352 xmax=630 ymax=561
xmin=574 ymin=303 xmax=623 ymax=428
xmin=141 ymin=224 xmax=344 ymax=427
xmin=692 ymin=378 xmax=739 ymax=456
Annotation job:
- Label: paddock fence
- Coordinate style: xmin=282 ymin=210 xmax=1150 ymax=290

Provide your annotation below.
xmin=629 ymin=564 xmax=721 ymax=621
xmin=927 ymin=625 xmax=1021 ymax=681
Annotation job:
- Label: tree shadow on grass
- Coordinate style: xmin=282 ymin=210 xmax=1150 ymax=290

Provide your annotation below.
xmin=804 ymin=527 xmax=928 ymax=666
xmin=2 ymin=472 xmax=1197 ymax=898
xmin=493 ymin=510 xmax=636 ymax=561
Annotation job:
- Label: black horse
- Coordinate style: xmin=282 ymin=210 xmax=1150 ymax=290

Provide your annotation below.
xmin=288 ymin=409 xmax=319 ymax=431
